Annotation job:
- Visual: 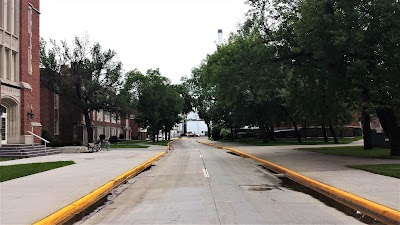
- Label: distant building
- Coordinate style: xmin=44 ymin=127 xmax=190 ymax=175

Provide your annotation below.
xmin=40 ymin=85 xmax=147 ymax=145
xmin=1 ymin=0 xmax=41 ymax=146
xmin=178 ymin=112 xmax=208 ymax=136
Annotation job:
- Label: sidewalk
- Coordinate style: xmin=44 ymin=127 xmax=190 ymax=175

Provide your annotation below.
xmin=201 ymin=139 xmax=400 ymax=211
xmin=0 ymin=147 xmax=165 ymax=225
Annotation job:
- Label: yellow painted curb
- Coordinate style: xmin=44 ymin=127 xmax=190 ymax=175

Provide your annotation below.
xmin=198 ymin=141 xmax=400 ymax=225
xmin=33 ymin=151 xmax=166 ymax=225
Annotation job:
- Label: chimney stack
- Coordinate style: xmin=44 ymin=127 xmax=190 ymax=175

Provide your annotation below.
xmin=218 ymin=29 xmax=223 ymax=45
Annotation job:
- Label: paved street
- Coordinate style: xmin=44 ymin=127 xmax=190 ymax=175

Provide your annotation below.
xmin=80 ymin=139 xmax=363 ymax=224
xmin=0 ymin=147 xmax=165 ymax=225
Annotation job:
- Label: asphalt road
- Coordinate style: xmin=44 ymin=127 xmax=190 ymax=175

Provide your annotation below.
xmin=78 ymin=138 xmax=363 ymax=224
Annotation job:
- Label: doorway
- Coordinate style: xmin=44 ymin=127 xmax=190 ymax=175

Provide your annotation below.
xmin=1 ymin=105 xmax=7 ymax=144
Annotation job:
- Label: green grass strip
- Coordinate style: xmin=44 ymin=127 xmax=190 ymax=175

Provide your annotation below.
xmin=0 ymin=157 xmax=19 ymax=162
xmin=0 ymin=161 xmax=75 ymax=182
xmin=298 ymin=146 xmax=398 ymax=159
xmin=348 ymin=164 xmax=400 ymax=179
xmin=146 ymin=140 xmax=170 ymax=146
xmin=110 ymin=144 xmax=149 ymax=148
xmin=220 ymin=136 xmax=362 ymax=146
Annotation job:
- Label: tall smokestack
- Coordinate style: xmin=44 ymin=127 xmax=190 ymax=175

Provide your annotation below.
xmin=218 ymin=29 xmax=223 ymax=45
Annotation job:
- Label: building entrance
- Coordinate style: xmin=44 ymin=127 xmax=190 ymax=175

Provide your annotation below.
xmin=1 ymin=105 xmax=7 ymax=144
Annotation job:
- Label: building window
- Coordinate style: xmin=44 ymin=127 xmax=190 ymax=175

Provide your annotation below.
xmin=97 ymin=126 xmax=103 ymax=139
xmin=0 ymin=0 xmax=4 ymax=28
xmin=0 ymin=46 xmax=3 ymax=79
xmin=11 ymin=51 xmax=16 ymax=81
xmin=13 ymin=0 xmax=17 ymax=34
xmin=105 ymin=127 xmax=110 ymax=138
xmin=5 ymin=48 xmax=10 ymax=80
xmin=54 ymin=93 xmax=59 ymax=135
xmin=111 ymin=113 xmax=116 ymax=124
xmin=28 ymin=6 xmax=32 ymax=74
xmin=97 ymin=110 xmax=103 ymax=122
xmin=6 ymin=0 xmax=12 ymax=33
xmin=104 ymin=112 xmax=110 ymax=123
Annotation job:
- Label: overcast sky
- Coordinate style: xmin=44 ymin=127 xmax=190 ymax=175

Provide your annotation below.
xmin=40 ymin=0 xmax=249 ymax=84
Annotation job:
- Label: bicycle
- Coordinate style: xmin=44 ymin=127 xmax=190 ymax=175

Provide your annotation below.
xmin=87 ymin=139 xmax=110 ymax=152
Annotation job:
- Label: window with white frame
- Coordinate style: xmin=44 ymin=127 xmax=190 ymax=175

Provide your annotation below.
xmin=111 ymin=127 xmax=116 ymax=136
xmin=111 ymin=113 xmax=116 ymax=124
xmin=105 ymin=127 xmax=110 ymax=138
xmin=104 ymin=112 xmax=110 ymax=123
xmin=54 ymin=93 xmax=59 ymax=135
xmin=97 ymin=126 xmax=103 ymax=138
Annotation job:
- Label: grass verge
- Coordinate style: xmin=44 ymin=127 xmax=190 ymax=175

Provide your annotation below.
xmin=110 ymin=144 xmax=149 ymax=148
xmin=0 ymin=161 xmax=75 ymax=182
xmin=0 ymin=157 xmax=19 ymax=162
xmin=220 ymin=136 xmax=362 ymax=146
xmin=298 ymin=146 xmax=399 ymax=159
xmin=348 ymin=164 xmax=400 ymax=179
xmin=146 ymin=140 xmax=170 ymax=146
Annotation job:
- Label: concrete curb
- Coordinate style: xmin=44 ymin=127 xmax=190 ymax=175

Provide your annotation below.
xmin=198 ymin=141 xmax=400 ymax=225
xmin=33 ymin=151 xmax=167 ymax=225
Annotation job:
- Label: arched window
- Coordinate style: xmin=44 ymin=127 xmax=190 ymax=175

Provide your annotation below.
xmin=1 ymin=105 xmax=6 ymax=114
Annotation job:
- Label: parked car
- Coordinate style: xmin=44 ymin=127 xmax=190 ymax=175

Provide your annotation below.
xmin=187 ymin=132 xmax=199 ymax=137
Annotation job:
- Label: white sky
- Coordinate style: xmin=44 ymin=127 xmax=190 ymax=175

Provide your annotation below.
xmin=40 ymin=0 xmax=249 ymax=84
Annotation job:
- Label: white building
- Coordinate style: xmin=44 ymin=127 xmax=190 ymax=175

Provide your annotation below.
xmin=178 ymin=112 xmax=208 ymax=136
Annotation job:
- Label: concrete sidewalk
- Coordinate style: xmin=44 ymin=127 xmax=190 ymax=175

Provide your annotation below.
xmin=0 ymin=147 xmax=165 ymax=225
xmin=201 ymin=139 xmax=400 ymax=211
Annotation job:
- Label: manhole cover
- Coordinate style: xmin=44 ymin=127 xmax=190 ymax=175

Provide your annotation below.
xmin=240 ymin=185 xmax=278 ymax=191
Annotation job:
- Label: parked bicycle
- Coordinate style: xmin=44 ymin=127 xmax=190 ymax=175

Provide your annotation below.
xmin=87 ymin=139 xmax=110 ymax=152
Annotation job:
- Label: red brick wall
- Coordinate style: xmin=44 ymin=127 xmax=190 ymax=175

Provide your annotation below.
xmin=20 ymin=0 xmax=41 ymax=142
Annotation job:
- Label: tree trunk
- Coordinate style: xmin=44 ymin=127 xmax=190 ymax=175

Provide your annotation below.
xmin=152 ymin=125 xmax=156 ymax=142
xmin=260 ymin=124 xmax=269 ymax=143
xmin=269 ymin=125 xmax=276 ymax=141
xmin=304 ymin=120 xmax=307 ymax=139
xmin=329 ymin=124 xmax=338 ymax=144
xmin=293 ymin=122 xmax=302 ymax=143
xmin=206 ymin=123 xmax=211 ymax=138
xmin=376 ymin=108 xmax=400 ymax=156
xmin=361 ymin=109 xmax=373 ymax=149
xmin=84 ymin=111 xmax=94 ymax=143
xmin=230 ymin=127 xmax=234 ymax=141
xmin=321 ymin=125 xmax=328 ymax=143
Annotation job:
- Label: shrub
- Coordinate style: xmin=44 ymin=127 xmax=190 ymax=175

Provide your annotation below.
xmin=41 ymin=130 xmax=53 ymax=144
xmin=212 ymin=127 xmax=222 ymax=141
xmin=109 ymin=136 xmax=122 ymax=143
xmin=99 ymin=134 xmax=106 ymax=140
xmin=119 ymin=133 xmax=125 ymax=140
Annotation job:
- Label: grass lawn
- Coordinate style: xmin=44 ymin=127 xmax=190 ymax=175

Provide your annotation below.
xmin=298 ymin=146 xmax=399 ymax=159
xmin=0 ymin=157 xmax=19 ymax=162
xmin=348 ymin=164 xmax=400 ymax=179
xmin=146 ymin=140 xmax=170 ymax=146
xmin=220 ymin=136 xmax=362 ymax=146
xmin=110 ymin=140 xmax=149 ymax=148
xmin=0 ymin=161 xmax=75 ymax=182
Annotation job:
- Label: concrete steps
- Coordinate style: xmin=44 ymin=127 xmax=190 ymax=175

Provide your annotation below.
xmin=0 ymin=144 xmax=61 ymax=158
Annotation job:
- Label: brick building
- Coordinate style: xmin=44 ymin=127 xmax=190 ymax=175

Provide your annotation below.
xmin=40 ymin=85 xmax=147 ymax=145
xmin=1 ymin=0 xmax=41 ymax=147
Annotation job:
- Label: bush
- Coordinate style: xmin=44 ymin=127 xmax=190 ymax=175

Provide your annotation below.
xmin=99 ymin=134 xmax=106 ymax=140
xmin=212 ymin=127 xmax=222 ymax=141
xmin=109 ymin=136 xmax=122 ymax=143
xmin=41 ymin=130 xmax=53 ymax=145
xmin=119 ymin=133 xmax=125 ymax=140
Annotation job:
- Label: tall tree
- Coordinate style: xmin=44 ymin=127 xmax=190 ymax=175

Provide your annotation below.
xmin=40 ymin=36 xmax=123 ymax=143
